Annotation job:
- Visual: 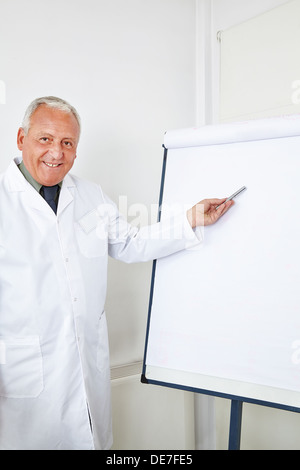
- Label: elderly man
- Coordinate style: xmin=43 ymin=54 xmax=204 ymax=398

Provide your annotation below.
xmin=0 ymin=96 xmax=233 ymax=450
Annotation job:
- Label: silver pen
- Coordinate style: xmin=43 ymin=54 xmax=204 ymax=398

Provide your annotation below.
xmin=216 ymin=186 xmax=247 ymax=209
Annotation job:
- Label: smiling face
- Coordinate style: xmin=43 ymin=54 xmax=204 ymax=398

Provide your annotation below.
xmin=17 ymin=105 xmax=80 ymax=186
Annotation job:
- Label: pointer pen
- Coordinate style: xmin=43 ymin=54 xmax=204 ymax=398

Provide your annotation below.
xmin=215 ymin=186 xmax=247 ymax=209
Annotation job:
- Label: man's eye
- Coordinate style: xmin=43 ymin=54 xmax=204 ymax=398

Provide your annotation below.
xmin=64 ymin=141 xmax=72 ymax=147
xmin=40 ymin=137 xmax=49 ymax=142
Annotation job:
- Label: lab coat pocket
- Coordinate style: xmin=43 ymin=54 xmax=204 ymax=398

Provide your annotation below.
xmin=75 ymin=210 xmax=108 ymax=259
xmin=0 ymin=336 xmax=44 ymax=398
xmin=96 ymin=311 xmax=110 ymax=376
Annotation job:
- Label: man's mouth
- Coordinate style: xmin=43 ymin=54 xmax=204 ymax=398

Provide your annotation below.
xmin=44 ymin=162 xmax=62 ymax=168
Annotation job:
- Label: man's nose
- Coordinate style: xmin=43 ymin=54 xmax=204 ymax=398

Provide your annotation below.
xmin=48 ymin=143 xmax=63 ymax=159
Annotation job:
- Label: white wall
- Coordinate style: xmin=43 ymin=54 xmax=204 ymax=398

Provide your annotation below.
xmin=111 ymin=375 xmax=195 ymax=450
xmin=210 ymin=0 xmax=290 ymax=123
xmin=0 ymin=0 xmax=199 ymax=449
xmin=219 ymin=0 xmax=300 ymax=121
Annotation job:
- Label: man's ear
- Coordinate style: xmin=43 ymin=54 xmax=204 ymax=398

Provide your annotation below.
xmin=17 ymin=127 xmax=25 ymax=150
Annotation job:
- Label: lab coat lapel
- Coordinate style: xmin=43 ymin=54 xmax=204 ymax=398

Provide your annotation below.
xmin=6 ymin=159 xmax=47 ymax=213
xmin=6 ymin=159 xmax=75 ymax=216
xmin=57 ymin=173 xmax=75 ymax=216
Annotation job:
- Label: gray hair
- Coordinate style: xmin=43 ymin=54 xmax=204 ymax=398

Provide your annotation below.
xmin=22 ymin=96 xmax=81 ymax=136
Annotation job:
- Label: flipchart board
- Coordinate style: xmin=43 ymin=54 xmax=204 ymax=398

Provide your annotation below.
xmin=142 ymin=115 xmax=300 ymax=411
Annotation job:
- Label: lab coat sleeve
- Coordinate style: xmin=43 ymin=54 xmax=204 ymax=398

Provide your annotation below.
xmin=101 ymin=194 xmax=202 ymax=263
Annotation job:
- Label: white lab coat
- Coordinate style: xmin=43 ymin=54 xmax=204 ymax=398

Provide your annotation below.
xmin=0 ymin=158 xmax=201 ymax=450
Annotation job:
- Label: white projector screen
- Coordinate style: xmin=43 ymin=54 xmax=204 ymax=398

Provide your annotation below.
xmin=143 ymin=115 xmax=300 ymax=409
